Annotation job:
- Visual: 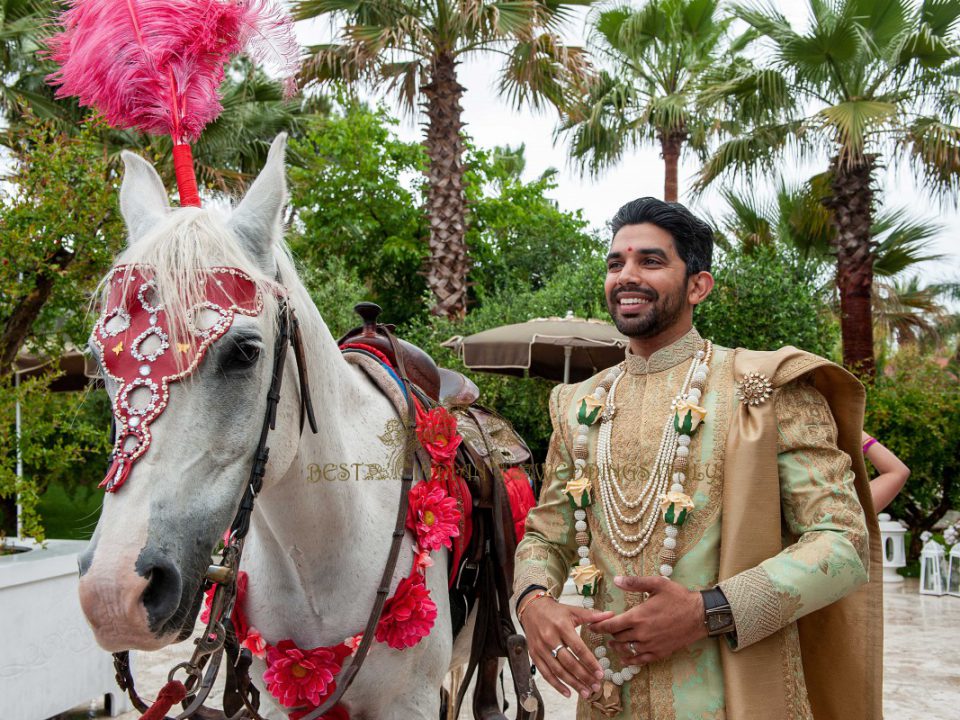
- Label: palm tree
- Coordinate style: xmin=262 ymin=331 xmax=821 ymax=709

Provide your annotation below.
xmin=559 ymin=0 xmax=747 ymax=201
xmin=698 ymin=0 xmax=960 ymax=378
xmin=2 ymin=3 xmax=308 ymax=195
xmin=293 ymin=0 xmax=592 ymax=319
xmin=715 ymin=178 xmax=955 ymax=354
xmin=0 ymin=0 xmax=64 ymax=121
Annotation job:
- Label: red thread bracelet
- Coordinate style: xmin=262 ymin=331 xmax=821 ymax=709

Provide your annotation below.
xmin=517 ymin=590 xmax=550 ymax=626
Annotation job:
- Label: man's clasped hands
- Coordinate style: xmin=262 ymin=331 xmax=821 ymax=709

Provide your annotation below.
xmin=521 ymin=575 xmax=708 ymax=699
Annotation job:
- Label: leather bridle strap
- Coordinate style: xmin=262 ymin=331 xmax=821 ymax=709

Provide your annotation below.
xmin=110 ymin=296 xmax=316 ymax=720
xmin=295 ymin=327 xmax=422 ymax=719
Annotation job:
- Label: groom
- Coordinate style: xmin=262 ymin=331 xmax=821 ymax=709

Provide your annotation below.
xmin=513 ymin=198 xmax=882 ymax=719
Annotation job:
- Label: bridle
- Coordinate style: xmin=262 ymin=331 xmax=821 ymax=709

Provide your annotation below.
xmin=110 ymin=297 xmax=426 ymax=720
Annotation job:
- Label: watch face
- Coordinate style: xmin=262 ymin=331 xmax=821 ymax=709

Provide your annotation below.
xmin=708 ymin=611 xmax=733 ymax=634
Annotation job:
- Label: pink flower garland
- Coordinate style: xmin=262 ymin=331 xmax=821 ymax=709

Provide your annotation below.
xmin=202 ymin=404 xmax=465 ymax=719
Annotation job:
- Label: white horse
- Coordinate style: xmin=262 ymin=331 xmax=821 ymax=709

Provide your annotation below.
xmin=78 ymin=135 xmax=463 ymax=719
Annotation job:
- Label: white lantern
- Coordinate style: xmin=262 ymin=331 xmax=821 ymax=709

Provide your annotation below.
xmin=920 ymin=539 xmax=947 ymax=596
xmin=947 ymin=545 xmax=960 ymax=598
xmin=877 ymin=513 xmax=907 ymax=583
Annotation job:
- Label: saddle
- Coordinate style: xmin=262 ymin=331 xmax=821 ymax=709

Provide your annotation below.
xmin=338 ymin=303 xmax=543 ymax=720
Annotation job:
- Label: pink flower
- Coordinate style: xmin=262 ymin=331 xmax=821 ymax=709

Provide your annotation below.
xmin=414 ymin=548 xmax=434 ymax=572
xmin=415 ymin=406 xmax=462 ymax=466
xmin=263 ymin=640 xmax=342 ymax=708
xmin=344 ymin=634 xmax=362 ymax=654
xmin=241 ymin=628 xmax=267 ymax=658
xmin=407 ymin=482 xmax=461 ymax=553
xmin=375 ymin=575 xmax=437 ymax=650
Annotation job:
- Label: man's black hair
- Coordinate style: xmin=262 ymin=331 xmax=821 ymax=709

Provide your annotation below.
xmin=610 ymin=197 xmax=714 ymax=276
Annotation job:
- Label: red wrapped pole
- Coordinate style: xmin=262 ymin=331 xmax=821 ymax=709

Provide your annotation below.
xmin=173 ymin=144 xmax=201 ymax=207
xmin=139 ymin=679 xmax=186 ymax=720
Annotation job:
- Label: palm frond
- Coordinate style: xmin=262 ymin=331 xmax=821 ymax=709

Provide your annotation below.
xmin=900 ymin=116 xmax=960 ymax=198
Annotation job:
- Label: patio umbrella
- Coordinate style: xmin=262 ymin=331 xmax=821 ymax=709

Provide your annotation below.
xmin=442 ymin=312 xmax=628 ymax=384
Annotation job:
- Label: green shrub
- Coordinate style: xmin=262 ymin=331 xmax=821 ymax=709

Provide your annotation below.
xmin=865 ymin=349 xmax=960 ymax=559
xmin=696 ymin=246 xmax=838 ymax=357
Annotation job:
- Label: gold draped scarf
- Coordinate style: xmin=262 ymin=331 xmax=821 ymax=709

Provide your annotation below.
xmin=720 ymin=348 xmax=883 ymax=719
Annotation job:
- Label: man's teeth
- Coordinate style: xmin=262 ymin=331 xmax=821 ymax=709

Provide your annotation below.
xmin=619 ymin=298 xmax=651 ymax=305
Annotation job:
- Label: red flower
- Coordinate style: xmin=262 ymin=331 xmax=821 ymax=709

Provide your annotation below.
xmin=263 ymin=640 xmax=343 ymax=708
xmin=415 ymin=406 xmax=462 ymax=466
xmin=241 ymin=627 xmax=267 ymax=658
xmin=407 ymin=482 xmax=461 ymax=553
xmin=375 ymin=575 xmax=437 ymax=650
xmin=414 ymin=548 xmax=434 ymax=572
xmin=290 ymin=705 xmax=349 ymax=720
xmin=200 ymin=584 xmax=216 ymax=624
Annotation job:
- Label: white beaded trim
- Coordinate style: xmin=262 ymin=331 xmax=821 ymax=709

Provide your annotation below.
xmin=130 ymin=327 xmax=170 ymax=362
xmin=573 ymin=340 xmax=713 ymax=699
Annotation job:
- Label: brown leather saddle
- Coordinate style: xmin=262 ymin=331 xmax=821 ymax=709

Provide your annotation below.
xmin=338 ymin=303 xmax=543 ymax=720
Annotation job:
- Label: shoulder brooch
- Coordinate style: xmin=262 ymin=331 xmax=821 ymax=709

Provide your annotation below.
xmin=735 ymin=371 xmax=773 ymax=406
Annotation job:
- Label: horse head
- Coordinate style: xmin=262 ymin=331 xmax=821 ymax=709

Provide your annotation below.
xmin=78 ymin=134 xmax=307 ymax=651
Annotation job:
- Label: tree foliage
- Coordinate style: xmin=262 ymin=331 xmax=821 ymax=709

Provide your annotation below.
xmin=288 ymin=103 xmax=429 ymax=326
xmin=865 ymin=350 xmax=960 ymax=559
xmin=695 ymin=244 xmax=838 ymax=357
xmin=0 ymin=116 xmax=123 ymax=538
xmin=294 ymin=0 xmax=593 ymax=318
xmin=699 ymin=0 xmax=960 ymax=376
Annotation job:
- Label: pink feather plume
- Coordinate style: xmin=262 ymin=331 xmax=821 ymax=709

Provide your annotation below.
xmin=46 ymin=0 xmax=300 ymax=144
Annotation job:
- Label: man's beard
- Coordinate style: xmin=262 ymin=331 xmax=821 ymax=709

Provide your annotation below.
xmin=607 ymin=285 xmax=686 ymax=338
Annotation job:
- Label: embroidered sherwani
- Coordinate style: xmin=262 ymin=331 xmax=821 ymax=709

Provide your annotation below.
xmin=514 ymin=328 xmax=872 ymax=720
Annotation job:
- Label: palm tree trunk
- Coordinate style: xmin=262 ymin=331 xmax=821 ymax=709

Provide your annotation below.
xmin=422 ymin=51 xmax=468 ymax=319
xmin=659 ymin=132 xmax=684 ymax=203
xmin=822 ymin=155 xmax=877 ymax=379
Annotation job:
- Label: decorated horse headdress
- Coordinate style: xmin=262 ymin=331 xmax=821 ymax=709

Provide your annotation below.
xmin=47 ymin=0 xmax=301 ymax=490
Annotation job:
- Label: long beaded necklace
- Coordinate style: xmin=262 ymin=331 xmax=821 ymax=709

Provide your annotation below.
xmin=564 ymin=340 xmax=713 ymax=697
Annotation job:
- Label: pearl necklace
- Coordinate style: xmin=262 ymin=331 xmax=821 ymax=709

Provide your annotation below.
xmin=564 ymin=340 xmax=713 ymax=695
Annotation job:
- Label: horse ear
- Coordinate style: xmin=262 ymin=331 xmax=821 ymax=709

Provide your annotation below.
xmin=229 ymin=133 xmax=288 ymax=272
xmin=119 ymin=151 xmax=170 ymax=243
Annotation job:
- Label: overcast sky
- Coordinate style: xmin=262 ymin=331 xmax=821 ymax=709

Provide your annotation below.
xmin=297 ymin=1 xmax=960 ymax=281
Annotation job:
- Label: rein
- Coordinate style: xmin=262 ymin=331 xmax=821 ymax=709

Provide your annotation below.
xmin=112 ymin=307 xmax=426 ymax=720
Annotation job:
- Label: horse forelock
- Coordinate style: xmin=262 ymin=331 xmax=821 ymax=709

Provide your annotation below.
xmin=93 ymin=204 xmax=324 ymax=354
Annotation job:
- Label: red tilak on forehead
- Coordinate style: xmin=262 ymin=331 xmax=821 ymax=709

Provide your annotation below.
xmin=93 ymin=265 xmax=263 ymax=492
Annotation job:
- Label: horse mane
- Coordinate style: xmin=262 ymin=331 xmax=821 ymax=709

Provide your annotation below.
xmin=98 ymin=204 xmax=327 ymax=355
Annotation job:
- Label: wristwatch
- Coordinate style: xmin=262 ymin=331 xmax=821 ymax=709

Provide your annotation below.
xmin=700 ymin=587 xmax=735 ymax=637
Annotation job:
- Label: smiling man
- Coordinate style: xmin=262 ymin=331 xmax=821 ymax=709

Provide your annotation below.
xmin=514 ymin=198 xmax=882 ymax=719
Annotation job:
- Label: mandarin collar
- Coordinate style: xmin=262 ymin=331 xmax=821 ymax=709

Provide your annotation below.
xmin=624 ymin=327 xmax=703 ymax=376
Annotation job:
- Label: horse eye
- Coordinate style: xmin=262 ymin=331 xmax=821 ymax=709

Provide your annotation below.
xmin=222 ymin=340 xmax=262 ymax=371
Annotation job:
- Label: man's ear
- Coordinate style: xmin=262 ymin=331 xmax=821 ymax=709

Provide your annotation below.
xmin=119 ymin=151 xmax=170 ymax=244
xmin=688 ymin=271 xmax=715 ymax=306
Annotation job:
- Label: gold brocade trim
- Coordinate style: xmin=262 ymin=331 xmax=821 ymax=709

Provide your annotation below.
xmin=719 ymin=566 xmax=783 ymax=650
xmin=673 ymin=347 xmax=732 ymax=564
xmin=781 ymin=623 xmax=815 ymax=720
xmin=624 ymin=327 xmax=703 ymax=375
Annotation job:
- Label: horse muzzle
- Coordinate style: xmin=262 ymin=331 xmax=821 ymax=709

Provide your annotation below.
xmin=78 ymin=544 xmax=187 ymax=652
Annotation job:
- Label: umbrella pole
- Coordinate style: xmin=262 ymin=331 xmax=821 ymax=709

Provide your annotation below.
xmin=563 ymin=346 xmax=572 ymax=385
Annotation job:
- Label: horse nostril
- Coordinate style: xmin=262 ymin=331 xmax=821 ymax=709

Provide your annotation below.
xmin=138 ymin=554 xmax=183 ymax=629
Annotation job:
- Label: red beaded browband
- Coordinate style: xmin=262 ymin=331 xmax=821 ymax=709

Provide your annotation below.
xmin=93 ymin=265 xmax=263 ymax=491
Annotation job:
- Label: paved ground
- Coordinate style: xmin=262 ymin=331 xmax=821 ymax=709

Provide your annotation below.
xmin=60 ymin=578 xmax=958 ymax=719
